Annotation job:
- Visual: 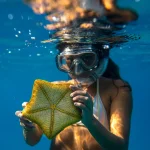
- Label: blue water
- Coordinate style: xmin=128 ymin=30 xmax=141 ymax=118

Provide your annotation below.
xmin=0 ymin=0 xmax=150 ymax=150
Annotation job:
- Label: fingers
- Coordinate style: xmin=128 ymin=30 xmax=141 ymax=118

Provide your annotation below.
xmin=70 ymin=88 xmax=93 ymax=111
xmin=15 ymin=102 xmax=35 ymax=130
xmin=72 ymin=95 xmax=88 ymax=105
xmin=74 ymin=96 xmax=92 ymax=111
xmin=15 ymin=110 xmax=23 ymax=118
xmin=70 ymin=85 xmax=82 ymax=91
xmin=15 ymin=102 xmax=28 ymax=118
xmin=17 ymin=112 xmax=35 ymax=129
xmin=15 ymin=110 xmax=26 ymax=120
xmin=74 ymin=102 xmax=88 ymax=111
xmin=15 ymin=101 xmax=28 ymax=119
xmin=70 ymin=85 xmax=93 ymax=126
xmin=22 ymin=102 xmax=28 ymax=109
xmin=20 ymin=119 xmax=35 ymax=128
xmin=70 ymin=89 xmax=87 ymax=97
xmin=15 ymin=110 xmax=32 ymax=124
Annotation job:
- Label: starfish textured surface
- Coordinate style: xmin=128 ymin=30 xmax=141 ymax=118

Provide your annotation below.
xmin=22 ymin=80 xmax=81 ymax=139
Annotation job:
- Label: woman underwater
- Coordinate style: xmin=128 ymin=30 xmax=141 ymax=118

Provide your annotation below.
xmin=15 ymin=42 xmax=133 ymax=150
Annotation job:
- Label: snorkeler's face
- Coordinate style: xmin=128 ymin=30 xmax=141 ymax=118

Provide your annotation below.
xmin=58 ymin=52 xmax=99 ymax=76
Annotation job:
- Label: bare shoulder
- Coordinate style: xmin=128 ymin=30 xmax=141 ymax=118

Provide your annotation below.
xmin=101 ymin=77 xmax=131 ymax=87
xmin=112 ymin=79 xmax=132 ymax=93
xmin=108 ymin=79 xmax=133 ymax=141
xmin=100 ymin=77 xmax=132 ymax=100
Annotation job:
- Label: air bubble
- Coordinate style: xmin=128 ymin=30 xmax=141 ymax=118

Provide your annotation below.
xmin=8 ymin=14 xmax=13 ymax=20
xmin=37 ymin=53 xmax=41 ymax=56
xmin=31 ymin=37 xmax=35 ymax=40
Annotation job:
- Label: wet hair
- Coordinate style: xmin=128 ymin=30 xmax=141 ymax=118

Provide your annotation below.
xmin=103 ymin=58 xmax=132 ymax=93
xmin=102 ymin=58 xmax=121 ymax=79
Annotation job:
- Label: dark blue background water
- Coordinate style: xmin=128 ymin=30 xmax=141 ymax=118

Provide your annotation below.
xmin=0 ymin=0 xmax=150 ymax=150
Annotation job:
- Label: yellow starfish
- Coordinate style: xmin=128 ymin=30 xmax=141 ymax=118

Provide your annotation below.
xmin=22 ymin=80 xmax=81 ymax=139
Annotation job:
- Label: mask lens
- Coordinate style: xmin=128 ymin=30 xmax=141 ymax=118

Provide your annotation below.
xmin=57 ymin=52 xmax=98 ymax=72
xmin=58 ymin=55 xmax=73 ymax=72
xmin=80 ymin=53 xmax=97 ymax=67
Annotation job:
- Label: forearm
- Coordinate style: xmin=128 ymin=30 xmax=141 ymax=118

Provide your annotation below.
xmin=87 ymin=116 xmax=127 ymax=150
xmin=23 ymin=124 xmax=43 ymax=146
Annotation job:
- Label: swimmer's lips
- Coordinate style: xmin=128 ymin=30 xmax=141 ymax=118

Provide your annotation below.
xmin=22 ymin=80 xmax=81 ymax=139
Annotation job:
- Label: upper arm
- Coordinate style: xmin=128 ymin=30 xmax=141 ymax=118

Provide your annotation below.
xmin=110 ymin=80 xmax=133 ymax=145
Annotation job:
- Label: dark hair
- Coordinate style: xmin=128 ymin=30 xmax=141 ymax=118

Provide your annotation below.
xmin=103 ymin=58 xmax=132 ymax=92
xmin=102 ymin=58 xmax=121 ymax=79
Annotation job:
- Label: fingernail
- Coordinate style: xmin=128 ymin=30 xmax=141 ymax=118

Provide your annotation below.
xmin=85 ymin=97 xmax=88 ymax=100
xmin=18 ymin=113 xmax=22 ymax=118
xmin=15 ymin=111 xmax=20 ymax=116
xmin=70 ymin=93 xmax=73 ymax=97
xmin=15 ymin=111 xmax=22 ymax=117
xmin=74 ymin=102 xmax=78 ymax=106
xmin=22 ymin=102 xmax=28 ymax=107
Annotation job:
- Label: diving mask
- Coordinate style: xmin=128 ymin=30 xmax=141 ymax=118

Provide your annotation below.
xmin=56 ymin=44 xmax=109 ymax=74
xmin=56 ymin=43 xmax=109 ymax=88
xmin=56 ymin=50 xmax=99 ymax=75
